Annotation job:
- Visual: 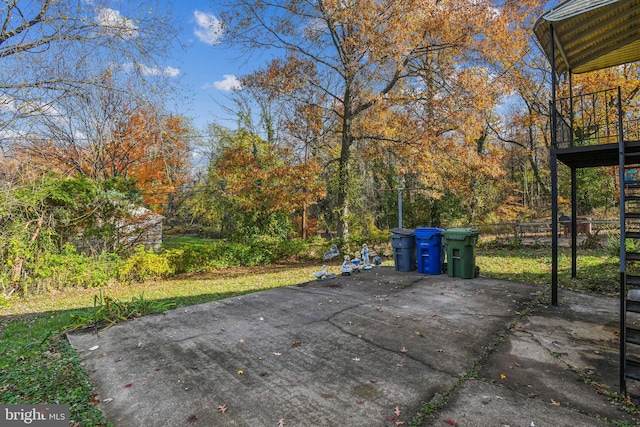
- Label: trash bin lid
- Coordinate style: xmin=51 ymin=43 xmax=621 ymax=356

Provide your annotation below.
xmin=442 ymin=227 xmax=480 ymax=240
xmin=414 ymin=227 xmax=443 ymax=239
xmin=390 ymin=227 xmax=415 ymax=236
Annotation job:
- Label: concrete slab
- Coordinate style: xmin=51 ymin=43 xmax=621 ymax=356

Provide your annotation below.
xmin=67 ymin=268 xmax=640 ymax=426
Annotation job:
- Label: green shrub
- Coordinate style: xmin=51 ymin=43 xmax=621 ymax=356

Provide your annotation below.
xmin=32 ymin=244 xmax=120 ymax=290
xmin=608 ymin=232 xmax=640 ymax=257
xmin=164 ymin=236 xmax=310 ymax=273
xmin=118 ymin=245 xmax=173 ymax=282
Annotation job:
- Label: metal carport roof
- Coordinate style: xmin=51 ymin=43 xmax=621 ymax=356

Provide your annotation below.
xmin=533 ymin=0 xmax=640 ymax=75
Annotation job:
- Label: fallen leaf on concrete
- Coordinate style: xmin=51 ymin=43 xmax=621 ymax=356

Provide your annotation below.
xmin=239 ymin=339 xmax=246 ymax=344
xmin=217 ymin=404 xmax=227 ymax=414
xmin=395 ymin=422 xmax=405 ymax=426
xmin=445 ymin=419 xmax=458 ymax=426
xmin=414 ymin=331 xmax=425 ymax=338
xmin=352 ymin=357 xmax=361 ymax=362
xmin=88 ymin=345 xmax=99 ymax=351
xmin=187 ymin=415 xmax=197 ymax=423
xmin=394 ymin=406 xmax=401 ymax=416
xmin=237 ymin=369 xmax=244 ymax=375
xmin=291 ymin=341 xmax=299 ymax=347
xmin=103 ymin=398 xmax=113 ymax=404
xmin=114 ymin=357 xmax=122 ymax=362
xmin=401 ymin=347 xmax=408 ymax=353
xmin=550 ymin=399 xmax=560 ymax=406
xmin=500 ymin=374 xmax=507 ymax=379
xmin=124 ymin=383 xmax=132 ymax=388
xmin=273 ymin=352 xmax=282 ymax=356
xmin=278 ymin=419 xmax=285 ymax=427
xmin=396 ymin=362 xmax=406 ymax=367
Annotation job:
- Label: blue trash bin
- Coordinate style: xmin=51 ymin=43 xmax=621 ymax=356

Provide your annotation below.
xmin=391 ymin=228 xmax=416 ymax=272
xmin=415 ymin=227 xmax=444 ymax=274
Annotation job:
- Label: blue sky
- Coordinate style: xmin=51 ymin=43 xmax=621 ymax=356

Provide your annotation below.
xmin=166 ymin=1 xmax=249 ymax=133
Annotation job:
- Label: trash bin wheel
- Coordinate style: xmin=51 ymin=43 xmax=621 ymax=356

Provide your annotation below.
xmin=475 ymin=266 xmax=480 ymax=278
xmin=443 ymin=262 xmax=447 ymax=274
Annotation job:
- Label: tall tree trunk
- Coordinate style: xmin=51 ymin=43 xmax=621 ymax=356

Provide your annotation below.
xmin=11 ymin=216 xmax=44 ymax=285
xmin=336 ymin=107 xmax=353 ymax=237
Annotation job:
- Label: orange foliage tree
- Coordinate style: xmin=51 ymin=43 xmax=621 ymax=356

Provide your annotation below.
xmin=110 ymin=109 xmax=192 ymax=211
xmin=17 ymin=87 xmax=192 ymax=214
xmin=205 ymin=128 xmax=326 ymax=239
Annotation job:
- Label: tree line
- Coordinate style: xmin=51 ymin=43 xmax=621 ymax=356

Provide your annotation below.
xmin=1 ymin=0 xmax=639 ymax=294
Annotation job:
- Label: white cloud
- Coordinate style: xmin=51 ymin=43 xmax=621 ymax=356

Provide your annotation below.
xmin=119 ymin=62 xmax=180 ymax=77
xmin=140 ymin=64 xmax=180 ymax=77
xmin=203 ymin=75 xmax=242 ymax=91
xmin=96 ymin=8 xmax=139 ymax=39
xmin=193 ymin=10 xmax=223 ymax=45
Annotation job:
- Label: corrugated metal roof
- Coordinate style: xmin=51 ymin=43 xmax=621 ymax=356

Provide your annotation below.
xmin=533 ymin=0 xmax=640 ymax=75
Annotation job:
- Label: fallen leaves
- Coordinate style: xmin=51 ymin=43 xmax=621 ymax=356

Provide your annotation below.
xmin=217 ymin=404 xmax=228 ymax=414
xmin=550 ymin=399 xmax=560 ymax=406
xmin=278 ymin=419 xmax=285 ymax=427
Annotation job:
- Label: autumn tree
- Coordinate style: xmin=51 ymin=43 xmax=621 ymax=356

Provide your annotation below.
xmin=215 ymin=0 xmax=544 ymax=235
xmin=0 ymin=0 xmax=178 ymax=137
xmin=16 ymin=82 xmax=193 ymax=213
xmin=186 ymin=124 xmax=326 ymax=239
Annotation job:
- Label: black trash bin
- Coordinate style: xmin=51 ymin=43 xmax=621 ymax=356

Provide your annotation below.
xmin=390 ymin=228 xmax=416 ymax=272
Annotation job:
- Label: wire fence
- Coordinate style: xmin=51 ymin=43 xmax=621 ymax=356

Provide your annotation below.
xmin=476 ymin=219 xmax=619 ymax=244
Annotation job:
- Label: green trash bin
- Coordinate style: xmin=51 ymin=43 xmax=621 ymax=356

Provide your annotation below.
xmin=442 ymin=228 xmax=480 ymax=279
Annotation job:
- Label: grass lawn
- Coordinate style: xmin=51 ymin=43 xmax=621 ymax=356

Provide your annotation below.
xmin=0 ymin=245 xmax=621 ymax=426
